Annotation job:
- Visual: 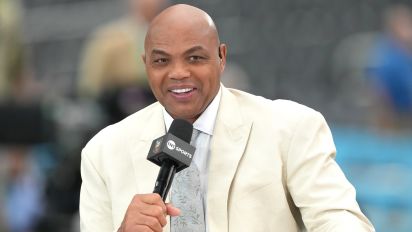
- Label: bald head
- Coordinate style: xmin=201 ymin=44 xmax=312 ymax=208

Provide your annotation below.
xmin=141 ymin=4 xmax=227 ymax=123
xmin=145 ymin=4 xmax=220 ymax=49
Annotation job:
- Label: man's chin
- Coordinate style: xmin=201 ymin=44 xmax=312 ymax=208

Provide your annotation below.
xmin=166 ymin=109 xmax=201 ymax=123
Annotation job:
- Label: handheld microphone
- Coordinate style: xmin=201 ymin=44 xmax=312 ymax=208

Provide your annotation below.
xmin=147 ymin=119 xmax=196 ymax=201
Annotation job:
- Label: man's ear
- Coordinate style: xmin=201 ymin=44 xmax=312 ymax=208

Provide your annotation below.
xmin=219 ymin=44 xmax=227 ymax=60
xmin=218 ymin=44 xmax=227 ymax=71
xmin=141 ymin=54 xmax=146 ymax=64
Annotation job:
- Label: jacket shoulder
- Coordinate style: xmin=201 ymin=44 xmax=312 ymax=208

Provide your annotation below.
xmin=226 ymin=88 xmax=319 ymax=123
xmin=82 ymin=102 xmax=162 ymax=157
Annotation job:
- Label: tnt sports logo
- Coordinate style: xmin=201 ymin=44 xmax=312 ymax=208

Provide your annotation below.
xmin=166 ymin=140 xmax=176 ymax=150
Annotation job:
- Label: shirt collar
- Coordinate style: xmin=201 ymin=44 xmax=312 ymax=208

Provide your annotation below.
xmin=162 ymin=86 xmax=221 ymax=136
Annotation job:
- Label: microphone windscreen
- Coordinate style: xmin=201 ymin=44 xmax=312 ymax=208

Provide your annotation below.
xmin=168 ymin=119 xmax=193 ymax=143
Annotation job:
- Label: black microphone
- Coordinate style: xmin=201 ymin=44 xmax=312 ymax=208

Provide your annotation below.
xmin=147 ymin=119 xmax=196 ymax=201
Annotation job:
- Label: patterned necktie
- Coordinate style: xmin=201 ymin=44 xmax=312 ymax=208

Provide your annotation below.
xmin=171 ymin=129 xmax=206 ymax=232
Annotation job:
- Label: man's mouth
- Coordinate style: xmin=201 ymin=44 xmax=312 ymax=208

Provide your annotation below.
xmin=170 ymin=88 xmax=194 ymax=94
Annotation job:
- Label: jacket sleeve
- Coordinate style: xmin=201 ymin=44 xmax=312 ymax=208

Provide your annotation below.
xmin=285 ymin=110 xmax=375 ymax=232
xmin=79 ymin=136 xmax=116 ymax=232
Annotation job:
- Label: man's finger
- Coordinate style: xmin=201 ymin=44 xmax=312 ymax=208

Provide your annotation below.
xmin=166 ymin=203 xmax=181 ymax=216
xmin=135 ymin=214 xmax=163 ymax=232
xmin=135 ymin=194 xmax=166 ymax=213
xmin=139 ymin=205 xmax=168 ymax=227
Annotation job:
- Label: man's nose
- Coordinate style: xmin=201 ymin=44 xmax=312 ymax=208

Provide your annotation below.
xmin=168 ymin=61 xmax=190 ymax=80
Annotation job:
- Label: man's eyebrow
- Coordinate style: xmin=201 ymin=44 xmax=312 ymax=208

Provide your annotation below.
xmin=150 ymin=46 xmax=206 ymax=57
xmin=150 ymin=49 xmax=170 ymax=56
xmin=184 ymin=46 xmax=206 ymax=55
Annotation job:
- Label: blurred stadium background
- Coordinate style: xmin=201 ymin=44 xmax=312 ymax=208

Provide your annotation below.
xmin=1 ymin=0 xmax=411 ymax=231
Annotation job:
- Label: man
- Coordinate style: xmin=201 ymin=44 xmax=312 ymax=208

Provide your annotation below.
xmin=78 ymin=0 xmax=167 ymax=124
xmin=0 ymin=0 xmax=25 ymax=100
xmin=367 ymin=4 xmax=412 ymax=129
xmin=80 ymin=4 xmax=375 ymax=232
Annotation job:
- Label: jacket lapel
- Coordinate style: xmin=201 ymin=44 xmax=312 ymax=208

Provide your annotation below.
xmin=207 ymin=86 xmax=253 ymax=232
xmin=131 ymin=103 xmax=167 ymax=194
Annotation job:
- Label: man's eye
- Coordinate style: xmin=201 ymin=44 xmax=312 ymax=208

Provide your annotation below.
xmin=188 ymin=56 xmax=204 ymax=62
xmin=153 ymin=58 xmax=168 ymax=64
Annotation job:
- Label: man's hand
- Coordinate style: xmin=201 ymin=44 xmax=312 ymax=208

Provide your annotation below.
xmin=118 ymin=193 xmax=180 ymax=232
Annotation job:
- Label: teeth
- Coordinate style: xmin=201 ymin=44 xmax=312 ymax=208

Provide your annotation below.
xmin=171 ymin=88 xmax=193 ymax=93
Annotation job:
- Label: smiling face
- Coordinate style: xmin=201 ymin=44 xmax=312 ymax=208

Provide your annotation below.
xmin=143 ymin=5 xmax=226 ymax=123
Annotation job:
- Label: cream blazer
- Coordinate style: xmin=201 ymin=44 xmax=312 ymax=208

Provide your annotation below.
xmin=80 ymin=86 xmax=374 ymax=232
